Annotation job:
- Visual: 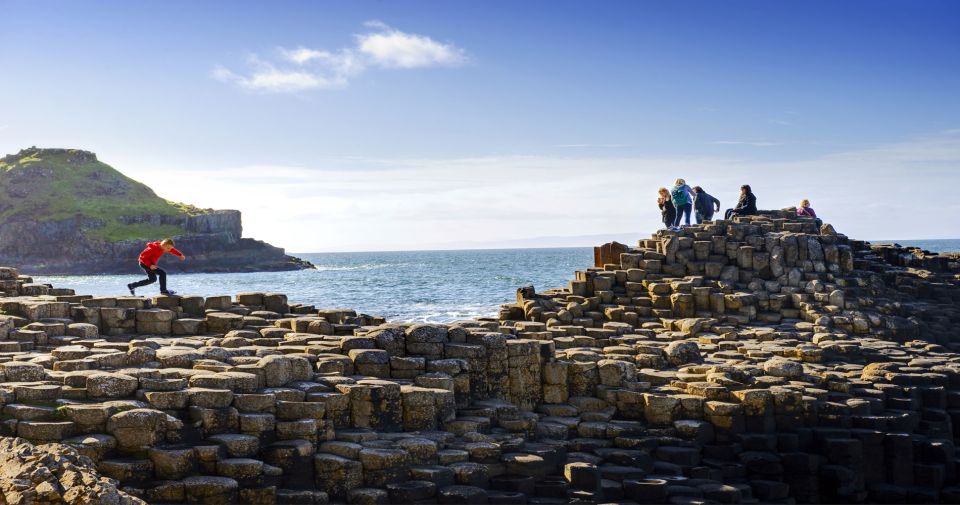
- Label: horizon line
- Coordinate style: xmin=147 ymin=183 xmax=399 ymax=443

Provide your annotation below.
xmin=292 ymin=237 xmax=960 ymax=256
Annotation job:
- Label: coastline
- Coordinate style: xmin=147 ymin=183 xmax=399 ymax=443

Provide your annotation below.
xmin=32 ymin=239 xmax=959 ymax=323
xmin=0 ymin=211 xmax=957 ymax=503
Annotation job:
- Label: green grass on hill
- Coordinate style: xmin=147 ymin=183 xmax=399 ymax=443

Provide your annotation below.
xmin=0 ymin=148 xmax=205 ymax=242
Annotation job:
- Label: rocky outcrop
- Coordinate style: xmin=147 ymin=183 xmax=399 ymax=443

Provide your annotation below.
xmin=0 ymin=437 xmax=146 ymax=505
xmin=0 ymin=213 xmax=957 ymax=504
xmin=0 ymin=148 xmax=313 ymax=274
xmin=0 ymin=213 xmax=313 ymax=275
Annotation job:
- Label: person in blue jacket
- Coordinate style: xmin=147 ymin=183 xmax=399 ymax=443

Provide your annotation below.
xmin=692 ymin=186 xmax=721 ymax=224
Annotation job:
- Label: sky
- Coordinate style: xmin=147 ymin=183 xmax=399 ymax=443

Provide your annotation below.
xmin=1 ymin=0 xmax=958 ymax=252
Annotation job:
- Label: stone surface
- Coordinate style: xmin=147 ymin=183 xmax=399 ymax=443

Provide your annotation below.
xmin=0 ymin=211 xmax=956 ymax=504
xmin=0 ymin=437 xmax=145 ymax=504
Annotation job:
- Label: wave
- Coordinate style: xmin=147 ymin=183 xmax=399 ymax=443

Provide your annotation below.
xmin=34 ymin=248 xmax=594 ymax=323
xmin=311 ymin=263 xmax=397 ymax=272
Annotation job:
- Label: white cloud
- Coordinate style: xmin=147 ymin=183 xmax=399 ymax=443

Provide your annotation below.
xmin=212 ymin=62 xmax=345 ymax=93
xmin=709 ymin=140 xmax=783 ymax=147
xmin=356 ymin=26 xmax=465 ymax=69
xmin=280 ymin=48 xmax=332 ymax=65
xmin=214 ymin=22 xmax=465 ymax=93
xmin=553 ymin=143 xmax=632 ymax=148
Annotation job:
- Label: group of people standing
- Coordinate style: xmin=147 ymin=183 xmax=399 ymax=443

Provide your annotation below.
xmin=657 ymin=180 xmax=815 ymax=231
xmin=657 ymin=180 xmax=721 ymax=229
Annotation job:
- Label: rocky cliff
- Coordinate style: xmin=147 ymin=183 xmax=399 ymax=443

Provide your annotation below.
xmin=0 ymin=147 xmax=313 ymax=274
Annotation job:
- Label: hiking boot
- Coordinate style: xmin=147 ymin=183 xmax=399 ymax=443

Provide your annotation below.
xmin=127 ymin=284 xmax=135 ymax=296
xmin=161 ymin=290 xmax=177 ymax=296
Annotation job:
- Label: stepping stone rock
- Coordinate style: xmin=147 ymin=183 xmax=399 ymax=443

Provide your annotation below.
xmin=217 ymin=457 xmax=264 ymax=480
xmin=387 ymin=480 xmax=438 ymax=502
xmin=664 ymin=341 xmax=703 ymax=366
xmin=106 ymin=408 xmax=181 ymax=452
xmin=439 ymin=485 xmax=488 ymax=504
xmin=257 ymin=354 xmax=312 ymax=387
xmin=1 ymin=361 xmax=46 ymax=381
xmin=87 ymin=373 xmax=139 ymax=399
xmin=762 ymin=359 xmax=803 ymax=379
xmin=148 ymin=446 xmax=198 ymax=480
xmin=183 ymin=476 xmax=239 ymax=504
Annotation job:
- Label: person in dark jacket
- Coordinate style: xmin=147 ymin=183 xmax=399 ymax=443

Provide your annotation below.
xmin=724 ymin=185 xmax=758 ymax=219
xmin=692 ymin=186 xmax=721 ymax=224
xmin=657 ymin=187 xmax=676 ymax=230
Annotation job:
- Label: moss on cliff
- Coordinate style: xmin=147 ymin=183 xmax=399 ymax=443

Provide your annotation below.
xmin=0 ymin=147 xmax=203 ymax=242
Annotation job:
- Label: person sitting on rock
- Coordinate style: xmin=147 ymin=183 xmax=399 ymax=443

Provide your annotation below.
xmin=797 ymin=199 xmax=817 ymax=218
xmin=670 ymin=178 xmax=695 ymax=229
xmin=657 ymin=187 xmax=676 ymax=230
xmin=724 ymin=184 xmax=758 ymax=220
xmin=127 ymin=238 xmax=186 ymax=296
xmin=692 ymin=186 xmax=721 ymax=224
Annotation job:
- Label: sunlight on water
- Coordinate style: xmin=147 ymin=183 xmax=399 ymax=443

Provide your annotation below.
xmin=32 ymin=241 xmax=958 ymax=323
xmin=35 ymin=248 xmax=594 ymax=323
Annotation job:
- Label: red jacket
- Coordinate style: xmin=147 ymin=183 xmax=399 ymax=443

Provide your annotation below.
xmin=138 ymin=241 xmax=184 ymax=267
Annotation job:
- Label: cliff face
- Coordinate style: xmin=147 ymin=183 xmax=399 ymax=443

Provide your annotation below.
xmin=0 ymin=147 xmax=313 ymax=274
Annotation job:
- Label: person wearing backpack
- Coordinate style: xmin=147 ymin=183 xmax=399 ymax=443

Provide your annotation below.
xmin=692 ymin=186 xmax=721 ymax=224
xmin=670 ymin=178 xmax=695 ymax=229
xmin=657 ymin=187 xmax=676 ymax=230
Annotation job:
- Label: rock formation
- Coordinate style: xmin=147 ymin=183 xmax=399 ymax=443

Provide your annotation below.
xmin=0 ymin=148 xmax=313 ymax=274
xmin=0 ymin=437 xmax=146 ymax=504
xmin=0 ymin=211 xmax=957 ymax=504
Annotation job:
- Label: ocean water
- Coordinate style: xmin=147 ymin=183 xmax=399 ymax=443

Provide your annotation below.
xmin=872 ymin=239 xmax=960 ymax=253
xmin=34 ymin=248 xmax=593 ymax=323
xmin=32 ymin=240 xmax=959 ymax=323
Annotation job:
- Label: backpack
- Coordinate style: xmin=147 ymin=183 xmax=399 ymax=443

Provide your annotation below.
xmin=671 ymin=186 xmax=688 ymax=206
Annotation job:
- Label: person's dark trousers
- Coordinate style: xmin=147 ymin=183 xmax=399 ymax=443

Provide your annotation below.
xmin=674 ymin=203 xmax=692 ymax=227
xmin=129 ymin=262 xmax=167 ymax=292
xmin=696 ymin=210 xmax=714 ymax=224
xmin=724 ymin=209 xmax=735 ymax=220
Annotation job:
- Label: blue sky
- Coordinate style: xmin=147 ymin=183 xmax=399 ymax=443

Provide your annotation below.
xmin=1 ymin=0 xmax=958 ymax=250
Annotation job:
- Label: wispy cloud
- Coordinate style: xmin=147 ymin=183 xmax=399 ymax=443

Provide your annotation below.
xmin=212 ymin=59 xmax=347 ymax=93
xmin=553 ymin=143 xmax=632 ymax=148
xmin=213 ymin=21 xmax=466 ymax=93
xmin=709 ymin=140 xmax=783 ymax=147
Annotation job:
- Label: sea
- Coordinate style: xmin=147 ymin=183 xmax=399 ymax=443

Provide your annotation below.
xmin=34 ymin=240 xmax=959 ymax=324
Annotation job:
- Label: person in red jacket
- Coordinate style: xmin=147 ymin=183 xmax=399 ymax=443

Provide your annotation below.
xmin=127 ymin=238 xmax=186 ymax=295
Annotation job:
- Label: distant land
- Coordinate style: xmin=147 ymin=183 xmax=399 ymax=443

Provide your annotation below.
xmin=0 ymin=147 xmax=313 ymax=274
